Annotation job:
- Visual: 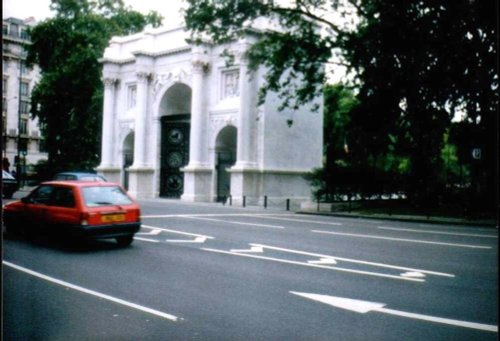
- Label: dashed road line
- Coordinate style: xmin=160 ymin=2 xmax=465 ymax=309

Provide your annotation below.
xmin=3 ymin=261 xmax=180 ymax=321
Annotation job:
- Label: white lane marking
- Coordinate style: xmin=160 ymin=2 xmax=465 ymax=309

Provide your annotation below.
xmin=378 ymin=226 xmax=498 ymax=238
xmin=312 ymin=230 xmax=492 ymax=249
xmin=178 ymin=216 xmax=284 ymax=229
xmin=166 ymin=236 xmax=208 ymax=243
xmin=230 ymin=246 xmax=264 ymax=253
xmin=308 ymin=258 xmax=337 ymax=265
xmin=201 ymin=248 xmax=425 ymax=282
xmin=137 ymin=227 xmax=162 ymax=236
xmin=290 ymin=292 xmax=498 ymax=333
xmin=141 ymin=225 xmax=213 ymax=240
xmin=250 ymin=243 xmax=453 ymax=277
xmin=401 ymin=271 xmax=426 ymax=278
xmin=133 ymin=237 xmax=159 ymax=243
xmin=3 ymin=261 xmax=180 ymax=322
xmin=253 ymin=215 xmax=342 ymax=226
xmin=142 ymin=213 xmax=293 ymax=218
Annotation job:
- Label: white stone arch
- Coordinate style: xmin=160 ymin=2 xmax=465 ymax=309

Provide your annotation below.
xmin=121 ymin=130 xmax=135 ymax=189
xmin=213 ymin=124 xmax=237 ymax=201
xmin=152 ymin=68 xmax=193 ymax=119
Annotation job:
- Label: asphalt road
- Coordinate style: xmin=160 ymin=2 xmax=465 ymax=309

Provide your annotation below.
xmin=2 ymin=198 xmax=498 ymax=340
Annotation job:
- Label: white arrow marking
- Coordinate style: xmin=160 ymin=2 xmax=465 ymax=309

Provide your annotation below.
xmin=137 ymin=228 xmax=162 ymax=236
xmin=230 ymin=246 xmax=264 ymax=253
xmin=133 ymin=237 xmax=159 ymax=243
xmin=308 ymin=257 xmax=337 ymax=265
xmin=401 ymin=271 xmax=426 ymax=278
xmin=290 ymin=292 xmax=498 ymax=333
xmin=167 ymin=236 xmax=208 ymax=243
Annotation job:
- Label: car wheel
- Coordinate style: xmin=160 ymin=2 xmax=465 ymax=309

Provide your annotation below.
xmin=116 ymin=235 xmax=134 ymax=247
xmin=3 ymin=214 xmax=20 ymax=238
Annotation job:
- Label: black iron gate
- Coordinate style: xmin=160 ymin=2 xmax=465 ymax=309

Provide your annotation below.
xmin=160 ymin=115 xmax=190 ymax=198
xmin=216 ymin=151 xmax=236 ymax=202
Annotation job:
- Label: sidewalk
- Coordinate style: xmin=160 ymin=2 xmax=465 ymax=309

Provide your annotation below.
xmin=9 ymin=187 xmax=498 ymax=228
xmin=298 ymin=209 xmax=498 ymax=228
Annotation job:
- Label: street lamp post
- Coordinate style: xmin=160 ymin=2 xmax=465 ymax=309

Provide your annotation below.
xmin=16 ymin=59 xmax=24 ymax=187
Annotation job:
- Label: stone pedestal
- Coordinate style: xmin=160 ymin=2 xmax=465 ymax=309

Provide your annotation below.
xmin=96 ymin=166 xmax=121 ymax=184
xmin=228 ymin=166 xmax=260 ymax=205
xmin=181 ymin=166 xmax=213 ymax=202
xmin=127 ymin=167 xmax=155 ymax=199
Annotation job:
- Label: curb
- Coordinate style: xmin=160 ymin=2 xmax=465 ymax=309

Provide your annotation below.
xmin=297 ymin=211 xmax=498 ymax=228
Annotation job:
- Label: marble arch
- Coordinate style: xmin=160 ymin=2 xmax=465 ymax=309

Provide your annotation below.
xmin=97 ymin=25 xmax=323 ymax=205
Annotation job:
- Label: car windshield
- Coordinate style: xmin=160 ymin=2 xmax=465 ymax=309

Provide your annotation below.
xmin=2 ymin=170 xmax=15 ymax=180
xmin=82 ymin=186 xmax=133 ymax=207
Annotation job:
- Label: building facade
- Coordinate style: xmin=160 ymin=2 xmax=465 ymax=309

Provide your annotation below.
xmin=98 ymin=25 xmax=323 ymax=205
xmin=2 ymin=17 xmax=47 ymax=177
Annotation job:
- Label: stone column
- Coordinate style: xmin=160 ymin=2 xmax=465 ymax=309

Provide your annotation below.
xmin=128 ymin=71 xmax=154 ymax=198
xmin=132 ymin=71 xmax=150 ymax=168
xmin=230 ymin=53 xmax=260 ymax=205
xmin=187 ymin=60 xmax=207 ymax=167
xmin=96 ymin=77 xmax=121 ymax=183
xmin=181 ymin=54 xmax=212 ymax=202
xmin=235 ymin=58 xmax=256 ymax=168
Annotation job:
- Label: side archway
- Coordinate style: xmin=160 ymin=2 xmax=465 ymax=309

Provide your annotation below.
xmin=215 ymin=125 xmax=237 ymax=202
xmin=122 ymin=132 xmax=134 ymax=190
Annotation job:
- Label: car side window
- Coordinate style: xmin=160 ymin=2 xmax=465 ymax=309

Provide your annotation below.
xmin=30 ymin=185 xmax=54 ymax=205
xmin=50 ymin=187 xmax=76 ymax=208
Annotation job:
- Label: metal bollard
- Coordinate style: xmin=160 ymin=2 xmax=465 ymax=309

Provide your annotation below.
xmin=243 ymin=196 xmax=246 ymax=207
xmin=286 ymin=199 xmax=290 ymax=211
xmin=264 ymin=196 xmax=267 ymax=209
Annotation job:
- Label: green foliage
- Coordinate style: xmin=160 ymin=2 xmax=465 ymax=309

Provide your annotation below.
xmin=185 ymin=1 xmax=497 ymax=211
xmin=185 ymin=0 xmax=336 ymax=111
xmin=27 ymin=0 xmax=162 ymax=173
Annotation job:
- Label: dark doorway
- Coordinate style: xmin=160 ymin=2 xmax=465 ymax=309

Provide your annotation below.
xmin=160 ymin=114 xmax=190 ymax=197
xmin=215 ymin=126 xmax=237 ymax=202
xmin=122 ymin=132 xmax=134 ymax=190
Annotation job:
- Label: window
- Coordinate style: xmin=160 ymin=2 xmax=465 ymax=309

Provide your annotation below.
xmin=30 ymin=185 xmax=54 ymax=204
xmin=127 ymin=84 xmax=137 ymax=109
xmin=19 ymin=138 xmax=28 ymax=153
xmin=20 ymin=82 xmax=29 ymax=96
xmin=83 ymin=186 xmax=133 ymax=207
xmin=50 ymin=187 xmax=76 ymax=208
xmin=20 ymin=118 xmax=28 ymax=135
xmin=20 ymin=100 xmax=29 ymax=114
xmin=39 ymin=139 xmax=48 ymax=152
xmin=9 ymin=24 xmax=18 ymax=37
xmin=3 ymin=59 xmax=8 ymax=72
xmin=2 ymin=79 xmax=6 ymax=94
xmin=3 ymin=24 xmax=8 ymax=35
xmin=20 ymin=28 xmax=29 ymax=40
xmin=20 ymin=63 xmax=28 ymax=75
xmin=2 ymin=97 xmax=6 ymax=113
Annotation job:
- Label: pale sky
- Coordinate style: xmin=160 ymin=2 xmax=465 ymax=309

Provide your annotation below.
xmin=2 ymin=0 xmax=186 ymax=26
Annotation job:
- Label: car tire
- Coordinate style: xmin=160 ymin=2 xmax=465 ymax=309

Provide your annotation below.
xmin=116 ymin=235 xmax=134 ymax=247
xmin=3 ymin=214 xmax=19 ymax=238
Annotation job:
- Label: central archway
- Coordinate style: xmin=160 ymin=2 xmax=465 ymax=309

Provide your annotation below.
xmin=159 ymin=83 xmax=192 ymax=198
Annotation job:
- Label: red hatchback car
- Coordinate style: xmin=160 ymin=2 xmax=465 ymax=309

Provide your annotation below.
xmin=3 ymin=181 xmax=141 ymax=246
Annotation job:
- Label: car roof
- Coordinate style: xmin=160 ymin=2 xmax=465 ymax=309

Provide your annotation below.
xmin=40 ymin=181 xmax=121 ymax=188
xmin=55 ymin=172 xmax=103 ymax=176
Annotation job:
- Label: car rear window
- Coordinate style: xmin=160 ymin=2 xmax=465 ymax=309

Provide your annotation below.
xmin=82 ymin=186 xmax=133 ymax=207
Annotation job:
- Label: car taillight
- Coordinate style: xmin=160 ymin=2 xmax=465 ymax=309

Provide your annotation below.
xmin=134 ymin=209 xmax=141 ymax=222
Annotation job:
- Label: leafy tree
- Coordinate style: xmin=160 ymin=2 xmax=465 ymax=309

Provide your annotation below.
xmin=26 ymin=0 xmax=162 ymax=174
xmin=185 ymin=0 xmax=498 ymax=210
